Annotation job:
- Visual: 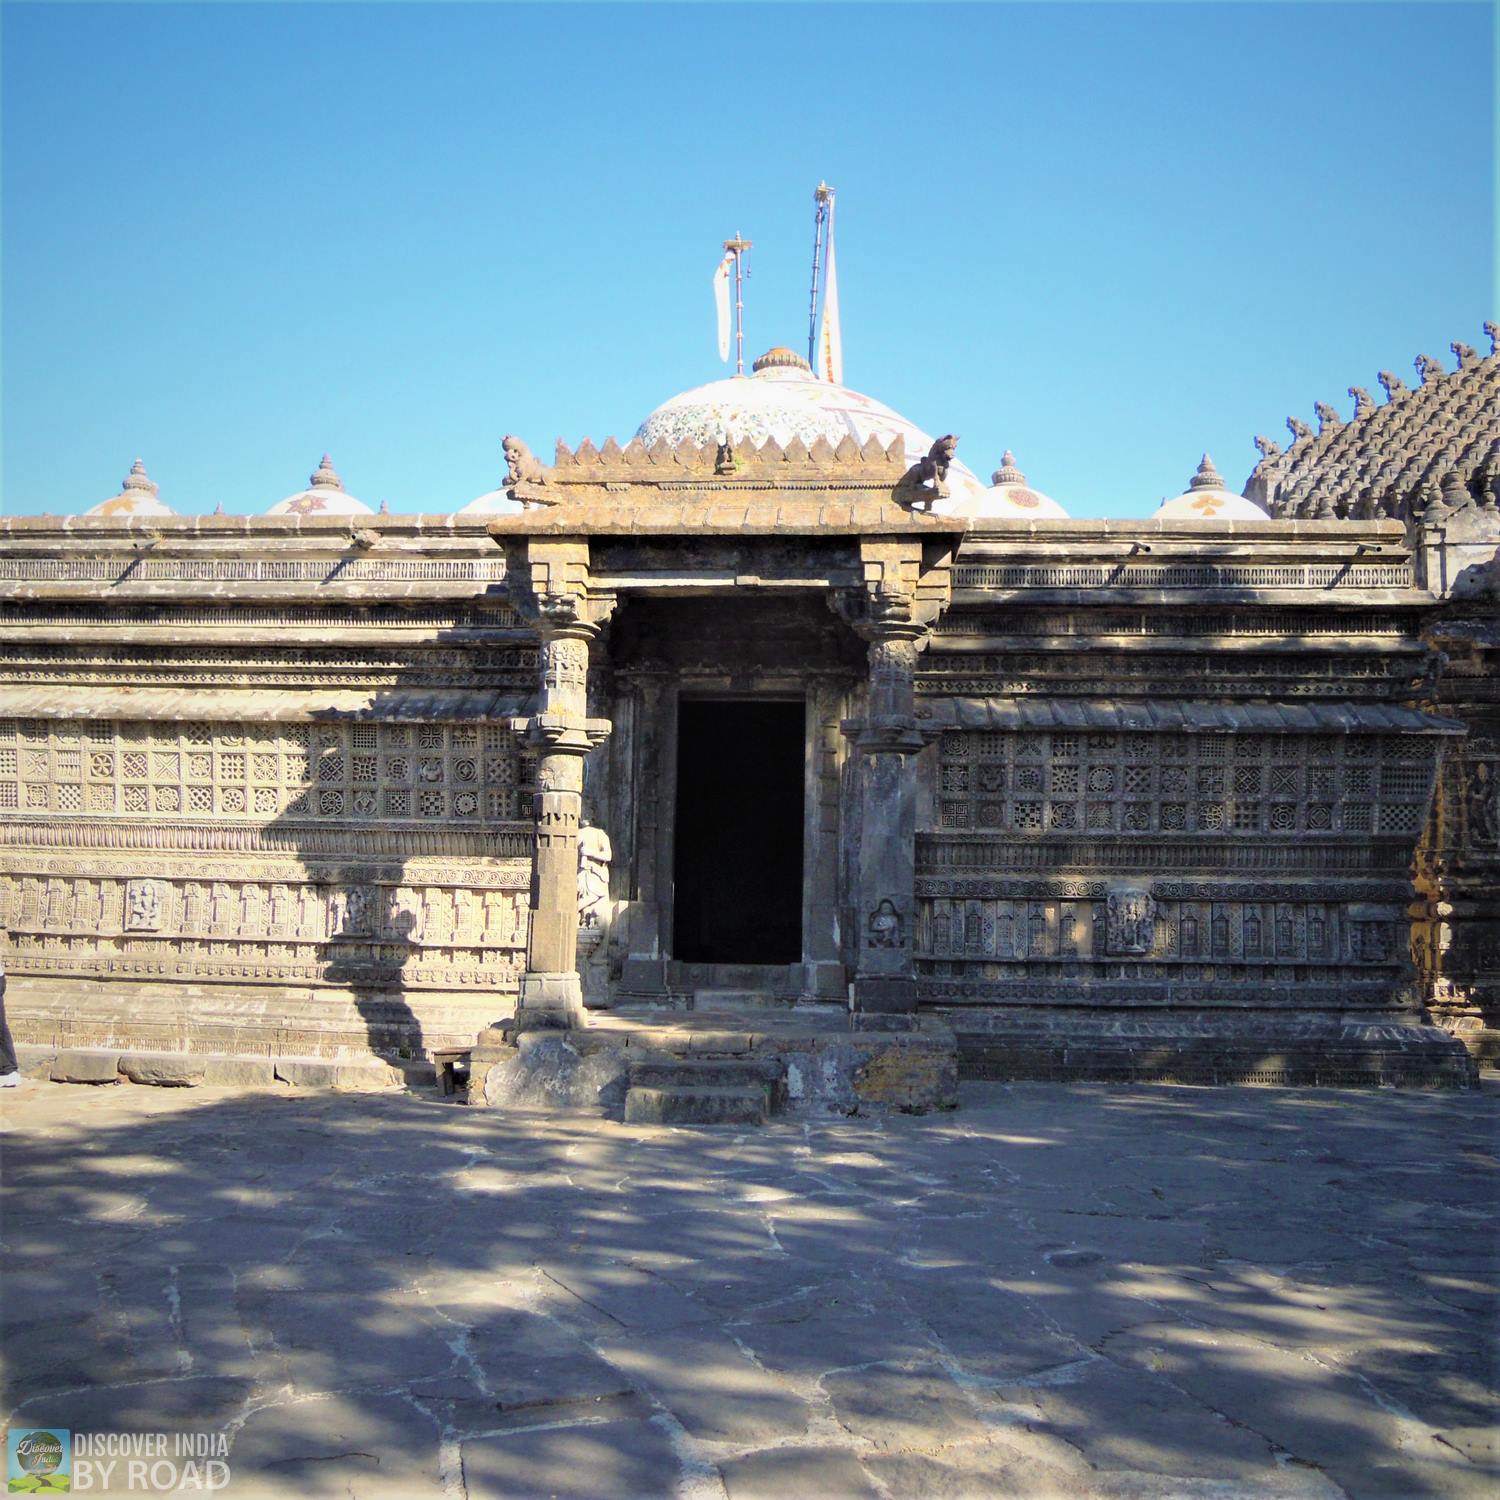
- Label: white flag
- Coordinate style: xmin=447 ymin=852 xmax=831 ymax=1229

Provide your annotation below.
xmin=713 ymin=252 xmax=734 ymax=363
xmin=817 ymin=201 xmax=842 ymax=383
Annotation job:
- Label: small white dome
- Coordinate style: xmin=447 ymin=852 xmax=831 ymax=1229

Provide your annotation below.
xmin=1155 ymin=454 xmax=1268 ymax=521
xmin=459 ymin=487 xmax=527 ymax=516
xmin=637 ymin=347 xmax=987 ymax=501
xmin=85 ymin=459 xmax=175 ymax=518
xmin=932 ymin=451 xmax=1069 ymax=520
xmin=265 ymin=455 xmax=372 ymax=516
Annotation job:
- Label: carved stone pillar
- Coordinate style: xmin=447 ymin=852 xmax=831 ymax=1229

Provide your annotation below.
xmin=838 ymin=539 xmax=951 ymax=1020
xmin=510 ymin=540 xmax=614 ymax=1024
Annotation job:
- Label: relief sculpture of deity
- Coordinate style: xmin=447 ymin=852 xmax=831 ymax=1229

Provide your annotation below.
xmin=1468 ymin=761 xmax=1498 ymax=845
xmin=1105 ymin=888 xmax=1156 ymax=956
xmin=124 ymin=878 xmax=164 ymax=932
xmin=577 ymin=819 xmax=613 ymax=928
xmin=868 ymin=898 xmax=906 ymax=948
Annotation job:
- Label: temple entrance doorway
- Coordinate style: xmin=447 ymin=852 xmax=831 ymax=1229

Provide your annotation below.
xmin=673 ymin=699 xmax=805 ymax=965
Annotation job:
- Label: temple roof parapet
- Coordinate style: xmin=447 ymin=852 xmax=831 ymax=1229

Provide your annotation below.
xmin=1245 ymin=324 xmax=1500 ymax=528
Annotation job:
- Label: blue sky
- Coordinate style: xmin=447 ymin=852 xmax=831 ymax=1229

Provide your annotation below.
xmin=2 ymin=1 xmax=1493 ymax=518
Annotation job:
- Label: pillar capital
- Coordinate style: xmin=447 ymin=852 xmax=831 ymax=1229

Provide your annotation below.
xmin=829 ymin=535 xmax=952 ymax=648
xmin=512 ymin=536 xmax=617 ymax=641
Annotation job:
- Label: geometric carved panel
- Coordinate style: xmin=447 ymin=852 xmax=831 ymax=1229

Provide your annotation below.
xmin=0 ymin=718 xmax=537 ymax=824
xmin=933 ymin=729 xmax=1439 ymax=839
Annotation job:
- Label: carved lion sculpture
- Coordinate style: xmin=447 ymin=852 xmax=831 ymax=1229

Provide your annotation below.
xmin=1286 ymin=415 xmax=1314 ymax=442
xmin=502 ymin=435 xmax=555 ymax=503
xmin=1253 ymin=435 xmax=1282 ymax=461
xmin=897 ymin=433 xmax=960 ymax=509
xmin=1378 ymin=370 xmax=1407 ymax=401
xmin=921 ymin=434 xmax=959 ymax=494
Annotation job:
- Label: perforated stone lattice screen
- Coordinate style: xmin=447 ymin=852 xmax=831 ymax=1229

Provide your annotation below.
xmin=0 ymin=718 xmax=537 ymax=823
xmin=933 ymin=730 xmax=1438 ymax=839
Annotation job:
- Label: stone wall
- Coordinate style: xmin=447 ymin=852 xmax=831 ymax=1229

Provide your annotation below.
xmin=0 ymin=514 xmax=540 ymax=1063
xmin=0 ymin=712 xmax=535 ymax=1059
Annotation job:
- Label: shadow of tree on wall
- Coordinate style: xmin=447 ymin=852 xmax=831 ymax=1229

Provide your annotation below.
xmin=3 ymin=1082 xmax=1496 ymax=1498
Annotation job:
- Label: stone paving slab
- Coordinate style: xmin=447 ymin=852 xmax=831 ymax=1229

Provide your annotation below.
xmin=2 ymin=1078 xmax=1496 ymax=1499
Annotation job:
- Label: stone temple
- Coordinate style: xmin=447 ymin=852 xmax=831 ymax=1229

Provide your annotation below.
xmin=2 ymin=331 xmax=1497 ymax=1116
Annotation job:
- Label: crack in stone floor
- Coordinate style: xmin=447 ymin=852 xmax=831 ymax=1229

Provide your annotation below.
xmin=2 ymin=1079 xmax=1496 ymax=1499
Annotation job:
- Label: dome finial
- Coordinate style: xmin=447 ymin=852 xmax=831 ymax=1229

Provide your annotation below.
xmin=752 ymin=346 xmax=811 ymax=374
xmin=1189 ymin=453 xmax=1225 ymax=490
xmin=122 ymin=459 xmax=160 ymax=497
xmin=310 ymin=454 xmax=343 ymax=490
xmin=991 ymin=450 xmax=1025 ymax=486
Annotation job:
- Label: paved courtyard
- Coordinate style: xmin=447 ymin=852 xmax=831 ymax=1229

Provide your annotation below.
xmin=2 ymin=1078 xmax=1497 ymax=1500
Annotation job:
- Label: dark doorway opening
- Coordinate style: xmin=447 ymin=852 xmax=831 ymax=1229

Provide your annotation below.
xmin=674 ymin=699 xmax=805 ymax=964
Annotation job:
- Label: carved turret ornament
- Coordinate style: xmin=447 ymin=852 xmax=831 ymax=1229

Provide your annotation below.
xmin=1313 ymin=401 xmax=1343 ymax=435
xmin=1377 ymin=370 xmax=1408 ymax=401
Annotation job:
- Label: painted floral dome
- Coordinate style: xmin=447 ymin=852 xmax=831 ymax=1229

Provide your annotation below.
xmin=265 ymin=455 xmax=373 ymax=516
xmin=637 ymin=347 xmax=987 ymax=501
xmin=932 ymin=450 xmax=1069 ymax=520
xmin=85 ymin=459 xmax=175 ymax=518
xmin=1155 ymin=454 xmax=1269 ymax=521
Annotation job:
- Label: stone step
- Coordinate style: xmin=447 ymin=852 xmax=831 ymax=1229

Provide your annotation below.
xmin=623 ymin=1084 xmax=768 ymax=1126
xmin=691 ymin=988 xmax=796 ymax=1009
xmin=627 ymin=1057 xmax=778 ymax=1089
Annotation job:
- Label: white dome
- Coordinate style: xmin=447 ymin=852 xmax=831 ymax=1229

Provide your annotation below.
xmin=85 ymin=460 xmax=175 ymax=518
xmin=1156 ymin=455 xmax=1269 ymax=522
xmin=266 ymin=455 xmax=372 ymax=516
xmin=636 ymin=347 xmax=987 ymax=501
xmin=932 ymin=451 xmax=1069 ymax=520
xmin=459 ymin=487 xmax=526 ymax=516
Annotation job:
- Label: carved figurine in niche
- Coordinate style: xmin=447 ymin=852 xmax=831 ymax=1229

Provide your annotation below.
xmin=327 ymin=887 xmax=349 ymax=939
xmin=124 ymin=878 xmax=164 ymax=933
xmin=577 ymin=819 xmax=613 ymax=929
xmin=868 ymin=898 xmax=906 ymax=949
xmin=1468 ymin=761 xmax=1499 ymax=845
xmin=345 ymin=885 xmax=371 ymax=934
xmin=1105 ymin=888 xmax=1156 ymax=956
xmin=1350 ymin=922 xmax=1391 ymax=964
xmin=182 ymin=882 xmax=205 ymax=935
